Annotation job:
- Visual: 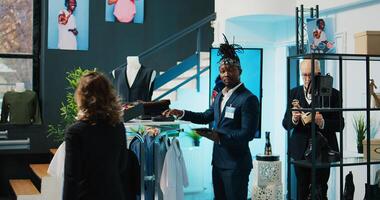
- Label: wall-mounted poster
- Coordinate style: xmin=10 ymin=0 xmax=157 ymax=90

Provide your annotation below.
xmin=48 ymin=0 xmax=89 ymax=50
xmin=307 ymin=18 xmax=335 ymax=53
xmin=105 ymin=0 xmax=144 ymax=24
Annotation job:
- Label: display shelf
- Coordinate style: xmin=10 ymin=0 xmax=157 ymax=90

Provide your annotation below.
xmin=286 ymin=52 xmax=379 ymax=199
xmin=288 ymin=53 xmax=380 ymax=61
xmin=292 ymin=107 xmax=380 ymax=112
xmin=292 ymin=158 xmax=380 ymax=169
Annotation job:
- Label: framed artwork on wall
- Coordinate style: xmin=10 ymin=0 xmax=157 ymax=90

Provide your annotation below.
xmin=307 ymin=18 xmax=336 ymax=54
xmin=105 ymin=0 xmax=144 ymax=24
xmin=48 ymin=0 xmax=89 ymax=51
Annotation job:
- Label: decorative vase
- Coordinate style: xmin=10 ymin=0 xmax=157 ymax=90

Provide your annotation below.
xmin=193 ymin=140 xmax=200 ymax=147
xmin=357 ymin=144 xmax=363 ymax=154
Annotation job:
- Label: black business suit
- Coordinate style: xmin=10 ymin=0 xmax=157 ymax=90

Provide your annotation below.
xmin=183 ymin=84 xmax=259 ymax=200
xmin=63 ymin=120 xmax=128 ymax=200
xmin=282 ymin=86 xmax=345 ymax=200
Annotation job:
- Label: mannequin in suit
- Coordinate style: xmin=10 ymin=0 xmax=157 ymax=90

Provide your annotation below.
xmin=163 ymin=35 xmax=259 ymax=200
xmin=110 ymin=56 xmax=156 ymax=103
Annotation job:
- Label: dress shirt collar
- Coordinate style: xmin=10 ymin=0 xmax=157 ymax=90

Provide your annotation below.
xmin=221 ymin=82 xmax=242 ymax=97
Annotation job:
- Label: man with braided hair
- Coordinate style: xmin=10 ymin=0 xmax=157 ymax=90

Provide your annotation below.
xmin=163 ymin=35 xmax=259 ymax=200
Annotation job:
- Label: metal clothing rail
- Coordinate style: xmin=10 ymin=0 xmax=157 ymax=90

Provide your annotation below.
xmin=125 ymin=121 xmax=189 ymax=200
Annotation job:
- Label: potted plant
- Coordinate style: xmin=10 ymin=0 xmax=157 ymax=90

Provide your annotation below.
xmin=353 ymin=114 xmax=366 ymax=153
xmin=47 ymin=67 xmax=94 ymax=142
xmin=185 ymin=130 xmax=202 ymax=146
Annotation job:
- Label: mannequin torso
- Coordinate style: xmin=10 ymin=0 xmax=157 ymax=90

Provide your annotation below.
xmin=126 ymin=56 xmax=141 ymax=87
xmin=110 ymin=56 xmax=157 ymax=103
xmin=125 ymin=56 xmax=156 ymax=90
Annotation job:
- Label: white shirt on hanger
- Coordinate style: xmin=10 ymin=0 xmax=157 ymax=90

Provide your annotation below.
xmin=160 ymin=138 xmax=188 ymax=200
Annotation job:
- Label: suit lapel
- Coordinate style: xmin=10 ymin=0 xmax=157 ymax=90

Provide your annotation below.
xmin=214 ymin=92 xmax=223 ymax=125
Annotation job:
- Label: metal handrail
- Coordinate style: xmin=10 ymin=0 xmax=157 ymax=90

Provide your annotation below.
xmin=153 ymin=66 xmax=209 ymax=101
xmin=153 ymin=54 xmax=198 ymax=90
xmin=116 ymin=13 xmax=215 ymax=100
xmin=138 ymin=13 xmax=216 ymax=59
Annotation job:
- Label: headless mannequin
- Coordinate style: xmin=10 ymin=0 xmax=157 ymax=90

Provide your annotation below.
xmin=112 ymin=56 xmax=156 ymax=90
xmin=14 ymin=82 xmax=26 ymax=92
xmin=126 ymin=56 xmax=142 ymax=87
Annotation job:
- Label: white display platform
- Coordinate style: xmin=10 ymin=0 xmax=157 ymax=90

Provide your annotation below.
xmin=252 ymin=160 xmax=283 ymax=200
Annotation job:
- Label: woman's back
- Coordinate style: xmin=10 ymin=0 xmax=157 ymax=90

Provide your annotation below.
xmin=63 ymin=120 xmax=127 ymax=200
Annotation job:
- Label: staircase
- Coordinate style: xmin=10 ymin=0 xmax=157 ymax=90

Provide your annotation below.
xmin=152 ymin=51 xmax=210 ymax=102
xmin=9 ymin=149 xmax=58 ymax=200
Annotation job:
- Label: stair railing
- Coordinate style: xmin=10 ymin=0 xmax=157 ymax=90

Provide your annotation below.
xmin=118 ymin=13 xmax=216 ymax=100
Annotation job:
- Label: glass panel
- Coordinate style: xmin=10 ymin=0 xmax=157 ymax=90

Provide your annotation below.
xmin=0 ymin=58 xmax=33 ymax=104
xmin=0 ymin=0 xmax=33 ymax=54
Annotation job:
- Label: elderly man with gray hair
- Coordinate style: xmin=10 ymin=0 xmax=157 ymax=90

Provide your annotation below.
xmin=282 ymin=59 xmax=345 ymax=200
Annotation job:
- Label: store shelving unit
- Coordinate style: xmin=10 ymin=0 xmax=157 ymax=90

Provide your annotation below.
xmin=286 ymin=53 xmax=380 ymax=200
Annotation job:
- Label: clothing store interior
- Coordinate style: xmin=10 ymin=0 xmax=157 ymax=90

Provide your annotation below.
xmin=2 ymin=0 xmax=380 ymax=200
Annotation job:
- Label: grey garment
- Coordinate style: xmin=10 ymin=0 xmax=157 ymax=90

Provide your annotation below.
xmin=376 ymin=169 xmax=380 ymax=188
xmin=154 ymin=136 xmax=169 ymax=200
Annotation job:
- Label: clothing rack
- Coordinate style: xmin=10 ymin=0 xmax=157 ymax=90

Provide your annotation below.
xmin=124 ymin=120 xmax=189 ymax=200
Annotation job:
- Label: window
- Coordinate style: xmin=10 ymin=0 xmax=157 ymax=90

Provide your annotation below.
xmin=0 ymin=0 xmax=39 ymax=114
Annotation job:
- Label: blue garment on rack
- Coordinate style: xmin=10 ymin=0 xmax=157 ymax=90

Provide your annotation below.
xmin=154 ymin=135 xmax=168 ymax=200
xmin=129 ymin=134 xmax=155 ymax=200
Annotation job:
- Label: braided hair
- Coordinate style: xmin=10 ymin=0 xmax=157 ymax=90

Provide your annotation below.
xmin=217 ymin=34 xmax=243 ymax=72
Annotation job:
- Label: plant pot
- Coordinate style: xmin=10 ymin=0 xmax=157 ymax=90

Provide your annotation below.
xmin=357 ymin=145 xmax=363 ymax=154
xmin=193 ymin=140 xmax=200 ymax=147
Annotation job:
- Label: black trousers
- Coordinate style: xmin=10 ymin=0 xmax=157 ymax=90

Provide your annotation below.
xmin=212 ymin=166 xmax=250 ymax=200
xmin=294 ymin=165 xmax=330 ymax=200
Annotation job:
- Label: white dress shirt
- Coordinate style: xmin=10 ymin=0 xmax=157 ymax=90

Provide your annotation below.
xmin=220 ymin=82 xmax=243 ymax=112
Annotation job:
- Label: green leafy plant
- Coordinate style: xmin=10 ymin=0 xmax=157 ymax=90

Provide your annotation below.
xmin=47 ymin=67 xmax=94 ymax=142
xmin=129 ymin=125 xmax=146 ymax=135
xmin=353 ymin=114 xmax=380 ymax=153
xmin=185 ymin=130 xmax=202 ymax=146
xmin=353 ymin=114 xmax=366 ymax=153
